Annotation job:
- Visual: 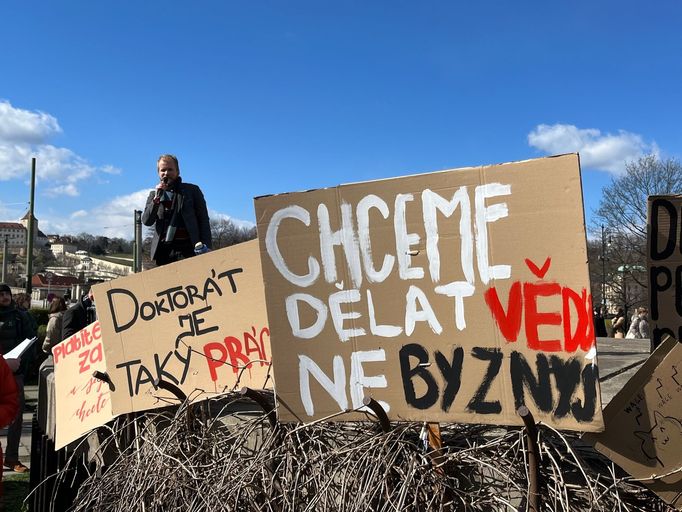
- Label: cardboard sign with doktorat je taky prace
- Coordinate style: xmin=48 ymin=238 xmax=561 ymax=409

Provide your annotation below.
xmin=93 ymin=239 xmax=271 ymax=415
xmin=255 ymin=154 xmax=603 ymax=431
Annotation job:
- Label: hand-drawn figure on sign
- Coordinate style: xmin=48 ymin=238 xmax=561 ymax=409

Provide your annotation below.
xmin=634 ymin=411 xmax=682 ymax=467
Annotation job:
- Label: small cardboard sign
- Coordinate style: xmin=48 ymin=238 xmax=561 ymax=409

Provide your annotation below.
xmin=93 ymin=239 xmax=271 ymax=415
xmin=648 ymin=195 xmax=682 ymax=350
xmin=255 ymin=154 xmax=603 ymax=431
xmin=585 ymin=336 xmax=682 ymax=508
xmin=54 ymin=321 xmax=114 ymax=450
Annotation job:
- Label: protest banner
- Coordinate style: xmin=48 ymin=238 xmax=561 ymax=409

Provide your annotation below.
xmin=93 ymin=239 xmax=271 ymax=415
xmin=648 ymin=195 xmax=682 ymax=350
xmin=54 ymin=321 xmax=114 ymax=449
xmin=255 ymin=154 xmax=603 ymax=431
xmin=585 ymin=335 xmax=682 ymax=508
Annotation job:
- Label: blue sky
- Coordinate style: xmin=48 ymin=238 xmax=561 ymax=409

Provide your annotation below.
xmin=1 ymin=1 xmax=680 ymax=239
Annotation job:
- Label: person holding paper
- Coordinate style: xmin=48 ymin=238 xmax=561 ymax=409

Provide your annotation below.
xmin=142 ymin=154 xmax=212 ymax=266
xmin=0 ymin=354 xmax=19 ymax=495
xmin=0 ymin=283 xmax=34 ymax=473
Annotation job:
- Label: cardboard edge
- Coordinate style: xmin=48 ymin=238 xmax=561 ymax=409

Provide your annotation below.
xmin=253 ymin=153 xmax=580 ymax=202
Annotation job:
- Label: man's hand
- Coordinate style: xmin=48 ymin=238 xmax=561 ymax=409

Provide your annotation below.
xmin=152 ymin=178 xmax=170 ymax=205
xmin=5 ymin=357 xmax=20 ymax=372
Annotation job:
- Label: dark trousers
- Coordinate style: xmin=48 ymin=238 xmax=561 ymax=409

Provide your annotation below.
xmin=154 ymin=239 xmax=194 ymax=266
xmin=5 ymin=374 xmax=24 ymax=463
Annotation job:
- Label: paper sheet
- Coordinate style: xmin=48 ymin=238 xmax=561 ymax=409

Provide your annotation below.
xmin=5 ymin=337 xmax=38 ymax=360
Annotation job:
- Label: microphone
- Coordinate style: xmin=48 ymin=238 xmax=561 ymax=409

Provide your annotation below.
xmin=154 ymin=177 xmax=169 ymax=200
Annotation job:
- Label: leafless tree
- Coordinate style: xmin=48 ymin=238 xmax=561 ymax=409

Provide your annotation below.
xmin=591 ymin=155 xmax=682 ymax=313
xmin=210 ymin=218 xmax=256 ymax=249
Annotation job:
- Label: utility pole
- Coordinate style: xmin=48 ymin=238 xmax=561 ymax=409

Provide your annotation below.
xmin=1 ymin=236 xmax=7 ymax=282
xmin=134 ymin=210 xmax=142 ymax=273
xmin=133 ymin=212 xmax=137 ymax=273
xmin=25 ymin=157 xmax=36 ymax=294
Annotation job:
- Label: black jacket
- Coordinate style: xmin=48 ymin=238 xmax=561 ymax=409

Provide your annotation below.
xmin=62 ymin=298 xmax=96 ymax=339
xmin=142 ymin=179 xmax=212 ymax=262
xmin=0 ymin=302 xmax=35 ymax=375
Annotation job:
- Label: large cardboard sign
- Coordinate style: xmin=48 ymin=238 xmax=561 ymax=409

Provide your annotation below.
xmin=585 ymin=336 xmax=682 ymax=508
xmin=255 ymin=154 xmax=603 ymax=431
xmin=93 ymin=240 xmax=271 ymax=415
xmin=54 ymin=321 xmax=114 ymax=450
xmin=648 ymin=195 xmax=682 ymax=350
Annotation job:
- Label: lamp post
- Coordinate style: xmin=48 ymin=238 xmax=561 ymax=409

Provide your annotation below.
xmin=599 ymin=225 xmax=611 ymax=309
xmin=617 ymin=264 xmax=646 ymax=328
xmin=618 ymin=265 xmax=628 ymax=322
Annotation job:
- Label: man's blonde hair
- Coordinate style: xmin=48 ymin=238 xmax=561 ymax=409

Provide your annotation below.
xmin=157 ymin=154 xmax=180 ymax=173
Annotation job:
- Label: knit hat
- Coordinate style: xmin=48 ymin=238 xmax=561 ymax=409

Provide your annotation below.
xmin=0 ymin=283 xmax=11 ymax=294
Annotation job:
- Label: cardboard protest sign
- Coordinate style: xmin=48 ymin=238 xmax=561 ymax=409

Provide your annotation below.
xmin=255 ymin=154 xmax=603 ymax=431
xmin=54 ymin=321 xmax=114 ymax=449
xmin=585 ymin=336 xmax=682 ymax=508
xmin=93 ymin=239 xmax=271 ymax=415
xmin=648 ymin=195 xmax=682 ymax=350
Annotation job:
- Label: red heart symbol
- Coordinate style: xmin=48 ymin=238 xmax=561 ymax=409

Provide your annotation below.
xmin=525 ymin=257 xmax=551 ymax=279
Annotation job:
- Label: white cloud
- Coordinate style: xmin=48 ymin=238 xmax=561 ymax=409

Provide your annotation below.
xmin=209 ymin=209 xmax=255 ymax=229
xmin=101 ymin=164 xmax=122 ymax=175
xmin=0 ymin=100 xmax=61 ymax=143
xmin=0 ymin=201 xmax=18 ymax=220
xmin=41 ymin=189 xmax=151 ymax=239
xmin=0 ymin=100 xmax=119 ymax=196
xmin=527 ymin=123 xmax=658 ymax=174
xmin=39 ymin=193 xmax=255 ymax=239
xmin=48 ymin=184 xmax=79 ymax=197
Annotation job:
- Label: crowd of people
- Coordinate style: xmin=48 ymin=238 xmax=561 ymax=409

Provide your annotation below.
xmin=593 ymin=305 xmax=649 ymax=339
xmin=0 ymin=286 xmax=34 ymax=482
xmin=0 ymin=285 xmax=97 ymax=502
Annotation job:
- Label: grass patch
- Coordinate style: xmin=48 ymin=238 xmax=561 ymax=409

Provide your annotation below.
xmin=3 ymin=472 xmax=29 ymax=512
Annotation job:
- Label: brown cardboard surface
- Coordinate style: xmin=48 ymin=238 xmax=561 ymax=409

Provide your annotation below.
xmin=54 ymin=321 xmax=114 ymax=450
xmin=585 ymin=336 xmax=682 ymax=508
xmin=648 ymin=195 xmax=682 ymax=349
xmin=255 ymin=154 xmax=603 ymax=431
xmin=92 ymin=239 xmax=271 ymax=415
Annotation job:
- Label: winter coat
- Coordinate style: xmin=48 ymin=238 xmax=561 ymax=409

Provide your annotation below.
xmin=43 ymin=311 xmax=64 ymax=353
xmin=0 ymin=301 xmax=35 ymax=375
xmin=0 ymin=354 xmax=19 ymax=490
xmin=638 ymin=317 xmax=650 ymax=339
xmin=62 ymin=297 xmax=96 ymax=340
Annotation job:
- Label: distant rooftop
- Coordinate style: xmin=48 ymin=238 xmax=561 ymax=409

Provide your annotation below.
xmin=0 ymin=222 xmax=23 ymax=229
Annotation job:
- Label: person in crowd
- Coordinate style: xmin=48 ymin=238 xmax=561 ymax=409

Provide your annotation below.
xmin=0 ymin=284 xmax=34 ymax=474
xmin=142 ymin=154 xmax=212 ymax=266
xmin=0 ymin=354 xmax=19 ymax=496
xmin=13 ymin=292 xmax=38 ymax=413
xmin=638 ymin=307 xmax=650 ymax=339
xmin=612 ymin=307 xmax=626 ymax=339
xmin=593 ymin=307 xmax=608 ymax=338
xmin=13 ymin=293 xmax=37 ymax=339
xmin=43 ymin=297 xmax=68 ymax=354
xmin=625 ymin=308 xmax=642 ymax=339
xmin=62 ymin=289 xmax=96 ymax=339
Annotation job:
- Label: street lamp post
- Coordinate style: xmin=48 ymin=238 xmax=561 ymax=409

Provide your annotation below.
xmin=599 ymin=225 xmax=611 ymax=309
xmin=617 ymin=264 xmax=646 ymax=330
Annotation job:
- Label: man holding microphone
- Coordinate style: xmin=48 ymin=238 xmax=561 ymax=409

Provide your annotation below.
xmin=142 ymin=154 xmax=212 ymax=266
